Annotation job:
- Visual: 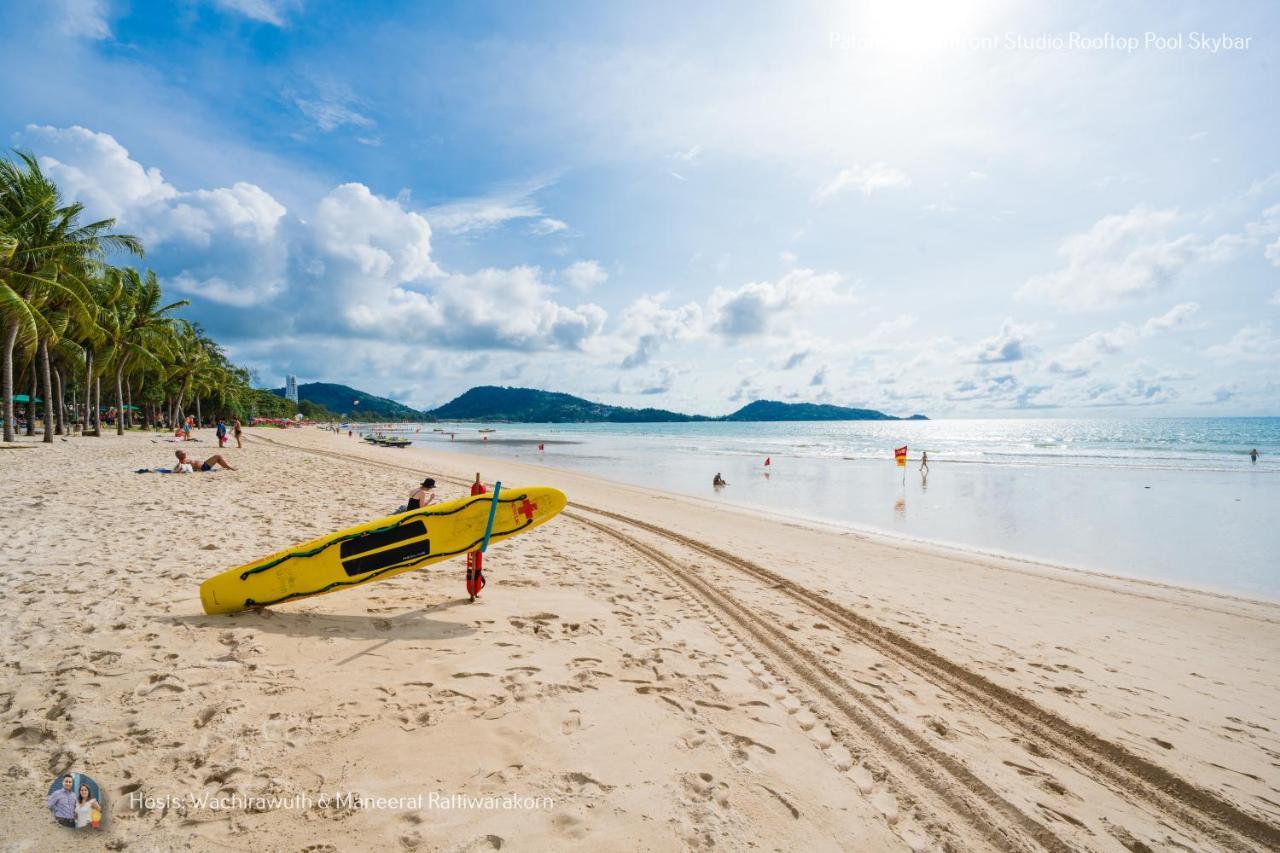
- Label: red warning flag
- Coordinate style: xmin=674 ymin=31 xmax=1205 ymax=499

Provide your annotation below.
xmin=467 ymin=475 xmax=488 ymax=600
xmin=764 ymin=457 xmax=771 ymax=466
xmin=894 ymin=445 xmax=908 ymax=467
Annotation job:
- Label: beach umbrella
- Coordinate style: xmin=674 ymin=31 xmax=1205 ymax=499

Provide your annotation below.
xmin=12 ymin=394 xmax=42 ymax=403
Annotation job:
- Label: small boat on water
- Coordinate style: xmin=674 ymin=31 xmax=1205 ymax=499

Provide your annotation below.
xmin=478 ymin=428 xmax=496 ymax=433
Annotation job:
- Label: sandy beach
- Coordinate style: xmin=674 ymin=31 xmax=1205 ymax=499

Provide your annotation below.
xmin=2 ymin=427 xmax=1278 ymax=852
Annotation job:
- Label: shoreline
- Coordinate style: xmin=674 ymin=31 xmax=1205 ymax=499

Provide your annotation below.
xmin=3 ymin=427 xmax=1277 ymax=850
xmin=364 ymin=428 xmax=1280 ymax=605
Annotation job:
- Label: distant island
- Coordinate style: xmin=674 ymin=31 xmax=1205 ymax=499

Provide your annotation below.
xmin=267 ymin=383 xmax=927 ymax=423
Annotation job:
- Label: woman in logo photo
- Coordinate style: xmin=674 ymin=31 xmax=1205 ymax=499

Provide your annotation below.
xmin=76 ymin=781 xmax=102 ymax=829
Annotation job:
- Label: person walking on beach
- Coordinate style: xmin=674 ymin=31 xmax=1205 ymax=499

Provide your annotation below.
xmin=1250 ymin=448 xmax=1259 ymax=463
xmin=48 ymin=775 xmax=77 ymax=828
xmin=174 ymin=449 xmax=235 ymax=471
xmin=216 ymin=419 xmax=227 ymax=448
xmin=233 ymin=418 xmax=243 ymax=448
xmin=920 ymin=450 xmax=929 ymax=473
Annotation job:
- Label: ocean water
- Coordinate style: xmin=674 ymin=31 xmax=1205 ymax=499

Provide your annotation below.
xmin=366 ymin=418 xmax=1280 ymax=598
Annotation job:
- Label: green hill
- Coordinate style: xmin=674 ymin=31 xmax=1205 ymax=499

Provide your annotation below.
xmin=429 ymin=386 xmax=922 ymax=422
xmin=270 ymin=382 xmax=433 ymax=422
xmin=430 ymin=386 xmax=704 ymax=422
xmin=723 ymin=400 xmax=924 ymax=422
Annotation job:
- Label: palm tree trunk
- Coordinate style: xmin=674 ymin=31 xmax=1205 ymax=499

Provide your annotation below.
xmin=95 ymin=376 xmax=102 ymax=435
xmin=54 ymin=367 xmax=65 ymax=435
xmin=126 ymin=379 xmax=134 ymax=429
xmin=2 ymin=318 xmax=17 ymax=443
xmin=196 ymin=396 xmax=202 ymax=428
xmin=39 ymin=339 xmax=54 ymax=443
xmin=115 ymin=362 xmax=126 ymax=436
xmin=26 ymin=362 xmax=36 ymax=436
xmin=83 ymin=348 xmax=94 ymax=436
xmin=175 ymin=379 xmax=190 ymax=424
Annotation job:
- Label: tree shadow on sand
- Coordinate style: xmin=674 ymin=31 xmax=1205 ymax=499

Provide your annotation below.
xmin=163 ymin=600 xmax=477 ymax=641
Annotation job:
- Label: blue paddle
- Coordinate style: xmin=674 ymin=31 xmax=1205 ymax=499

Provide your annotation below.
xmin=479 ymin=481 xmax=502 ymax=553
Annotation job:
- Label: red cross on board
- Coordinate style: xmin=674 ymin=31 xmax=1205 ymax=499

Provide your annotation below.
xmin=516 ymin=498 xmax=538 ymax=521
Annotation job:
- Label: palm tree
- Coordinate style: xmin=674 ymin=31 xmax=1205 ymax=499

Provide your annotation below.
xmin=101 ymin=267 xmax=188 ymax=435
xmin=0 ymin=152 xmax=141 ymax=443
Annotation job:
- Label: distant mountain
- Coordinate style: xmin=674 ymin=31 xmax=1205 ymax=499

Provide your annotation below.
xmin=724 ymin=400 xmax=926 ymax=422
xmin=270 ymin=382 xmax=432 ymax=422
xmin=431 ymin=386 xmax=703 ymax=423
xmin=430 ymin=385 xmax=924 ymax=423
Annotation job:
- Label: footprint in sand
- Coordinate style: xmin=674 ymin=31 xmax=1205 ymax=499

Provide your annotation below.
xmin=558 ymin=771 xmax=615 ymax=795
xmin=8 ymin=725 xmax=54 ymax=745
xmin=135 ymin=673 xmax=187 ymax=696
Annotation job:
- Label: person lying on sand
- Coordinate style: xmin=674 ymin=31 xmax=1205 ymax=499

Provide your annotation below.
xmin=174 ymin=449 xmax=235 ymax=471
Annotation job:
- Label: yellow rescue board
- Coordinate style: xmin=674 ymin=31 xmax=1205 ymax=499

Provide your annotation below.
xmin=199 ymin=486 xmax=566 ymax=614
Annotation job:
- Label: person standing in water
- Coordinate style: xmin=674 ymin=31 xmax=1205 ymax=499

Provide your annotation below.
xmin=1250 ymin=448 xmax=1259 ymax=463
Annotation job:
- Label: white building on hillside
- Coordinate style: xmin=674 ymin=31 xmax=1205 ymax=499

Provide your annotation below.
xmin=285 ymin=374 xmax=298 ymax=403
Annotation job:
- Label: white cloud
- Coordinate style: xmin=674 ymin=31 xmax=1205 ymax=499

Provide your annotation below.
xmin=20 ymin=125 xmax=289 ymax=306
xmin=671 ymin=145 xmax=702 ymax=164
xmin=615 ymin=293 xmax=703 ymax=368
xmin=346 ymin=266 xmax=607 ymax=351
xmin=1048 ymin=325 xmax=1137 ymax=376
xmin=211 ymin=0 xmax=299 ymax=26
xmin=59 ymin=0 xmax=111 ymax=39
xmin=966 ymin=318 xmax=1036 ymax=364
xmin=294 ymin=96 xmax=374 ymax=132
xmin=708 ymin=268 xmax=850 ymax=341
xmin=530 ymin=217 xmax=568 ymax=235
xmin=562 ymin=260 xmax=608 ymax=293
xmin=1206 ymin=323 xmax=1280 ymax=362
xmin=16 ymin=125 xmax=608 ymax=355
xmin=170 ymin=273 xmax=281 ymax=308
xmin=312 ymin=182 xmax=439 ymax=292
xmin=425 ymin=178 xmax=556 ymax=234
xmin=776 ymin=349 xmax=809 ymax=370
xmin=26 ymin=125 xmax=176 ymax=220
xmin=1142 ymin=302 xmax=1200 ymax=334
xmin=814 ymin=163 xmax=909 ymax=202
xmin=1020 ymin=207 xmax=1200 ymax=310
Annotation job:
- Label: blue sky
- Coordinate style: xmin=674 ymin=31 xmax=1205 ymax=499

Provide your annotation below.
xmin=3 ymin=0 xmax=1278 ymax=415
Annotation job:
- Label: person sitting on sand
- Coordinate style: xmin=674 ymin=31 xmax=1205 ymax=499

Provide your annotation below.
xmin=406 ymin=478 xmax=437 ymax=510
xmin=713 ymin=473 xmax=728 ymax=487
xmin=173 ymin=449 xmax=235 ymax=472
xmin=48 ymin=775 xmax=77 ymax=828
